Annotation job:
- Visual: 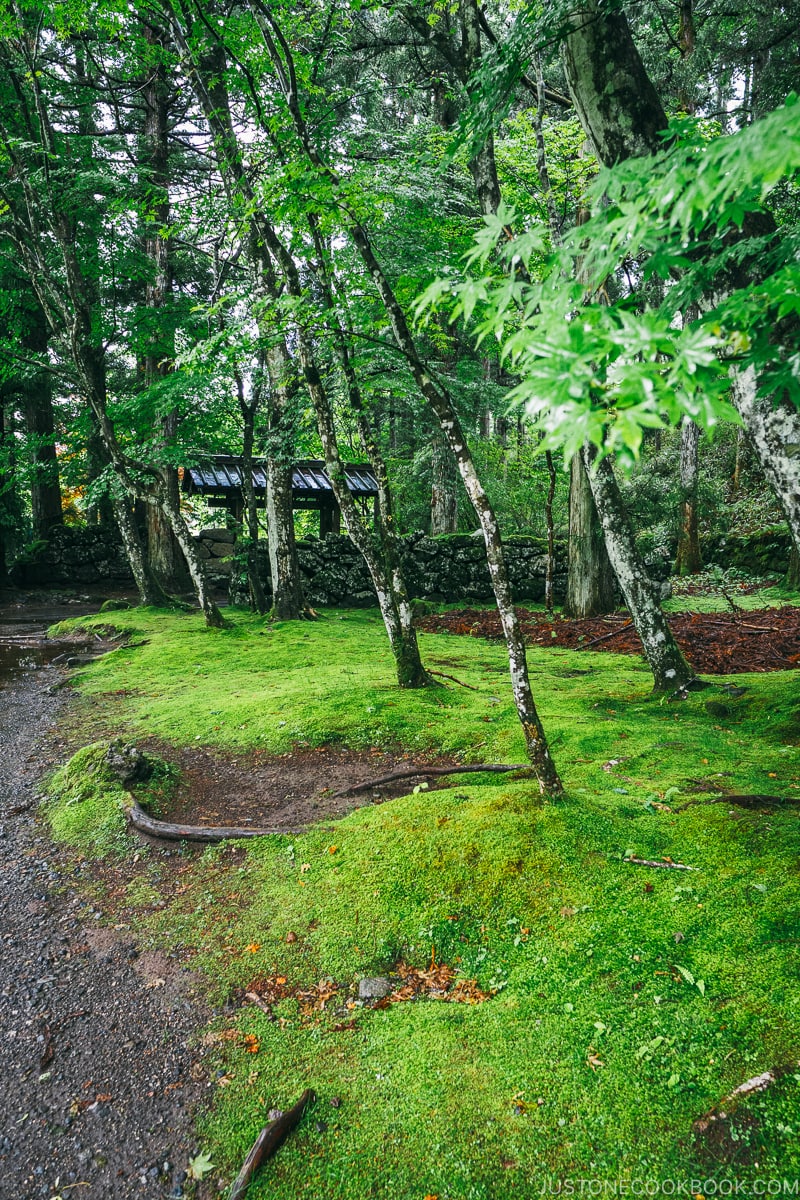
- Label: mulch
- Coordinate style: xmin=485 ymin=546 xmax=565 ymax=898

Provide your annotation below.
xmin=416 ymin=606 xmax=800 ymax=674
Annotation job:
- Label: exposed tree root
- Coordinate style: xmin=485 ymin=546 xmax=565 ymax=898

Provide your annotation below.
xmin=228 ymin=1089 xmax=316 ymax=1200
xmin=331 ymin=763 xmax=530 ymax=798
xmin=693 ymin=1066 xmax=794 ymax=1136
xmin=623 ymin=856 xmax=698 ymax=871
xmin=124 ymin=796 xmax=297 ymax=842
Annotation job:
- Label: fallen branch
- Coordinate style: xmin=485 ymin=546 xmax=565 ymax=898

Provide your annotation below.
xmin=228 ymin=1089 xmax=315 ymax=1200
xmin=427 ymin=669 xmax=480 ymax=691
xmin=694 ymin=1067 xmax=791 ymax=1136
xmin=332 ymin=763 xmax=530 ymax=798
xmin=583 ymin=621 xmax=634 ymax=648
xmin=623 ymin=856 xmax=698 ymax=871
xmin=124 ymin=797 xmax=297 ymax=842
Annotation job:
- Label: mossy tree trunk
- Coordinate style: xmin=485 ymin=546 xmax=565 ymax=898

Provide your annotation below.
xmin=263 ymin=341 xmax=304 ymax=620
xmin=583 ymin=446 xmax=698 ymax=693
xmin=430 ymin=429 xmax=458 ymax=535
xmin=564 ymin=454 xmax=616 ymax=618
xmin=674 ymin=417 xmax=703 ymax=576
xmin=141 ymin=25 xmax=187 ymax=594
xmin=21 ymin=309 xmax=63 ymax=538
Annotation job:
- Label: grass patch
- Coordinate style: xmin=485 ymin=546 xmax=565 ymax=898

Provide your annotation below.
xmin=46 ymin=606 xmax=800 ymax=1192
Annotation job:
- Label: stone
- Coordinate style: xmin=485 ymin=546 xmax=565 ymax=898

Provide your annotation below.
xmin=208 ymin=542 xmax=234 ymax=558
xmin=358 ymin=976 xmax=392 ymax=1001
xmin=200 ymin=526 xmax=236 ymax=544
xmin=105 ymin=740 xmax=151 ymax=786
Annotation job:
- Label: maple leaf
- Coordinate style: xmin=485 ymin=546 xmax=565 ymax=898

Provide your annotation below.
xmin=187 ymin=1151 xmax=215 ymax=1181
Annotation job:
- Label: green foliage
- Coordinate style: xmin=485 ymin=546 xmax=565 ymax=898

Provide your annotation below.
xmin=417 ymin=99 xmax=800 ymax=467
xmin=44 ymin=742 xmax=130 ymax=856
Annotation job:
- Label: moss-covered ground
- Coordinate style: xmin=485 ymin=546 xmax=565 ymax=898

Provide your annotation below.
xmin=44 ymin=602 xmax=800 ymax=1195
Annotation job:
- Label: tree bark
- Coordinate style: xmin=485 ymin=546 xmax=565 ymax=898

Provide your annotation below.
xmin=141 ymin=23 xmax=188 ymax=593
xmin=0 ymin=403 xmax=12 ymax=585
xmin=582 ymin=446 xmax=698 ymax=692
xmin=263 ymin=343 xmax=304 ymax=619
xmin=728 ymin=367 xmax=800 ymax=563
xmin=430 ymin=429 xmax=458 ymax=534
xmin=112 ymin=492 xmax=170 ymax=608
xmin=564 ymin=453 xmax=616 ymax=617
xmin=674 ymin=417 xmax=703 ymax=576
xmin=544 ymin=450 xmax=557 ymax=613
xmin=237 ymin=373 xmax=269 ymax=615
xmin=20 ymin=308 xmax=63 ymax=537
xmin=561 ymin=0 xmax=671 ymax=165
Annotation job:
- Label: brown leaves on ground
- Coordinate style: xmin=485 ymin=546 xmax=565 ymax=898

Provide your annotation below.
xmin=380 ymin=961 xmax=491 ymax=1006
xmin=416 ymin=606 xmax=800 ymax=674
xmin=239 ymin=961 xmax=490 ymax=1025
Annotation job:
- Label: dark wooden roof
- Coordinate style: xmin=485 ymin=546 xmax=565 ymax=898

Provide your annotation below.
xmin=182 ymin=456 xmax=378 ymax=501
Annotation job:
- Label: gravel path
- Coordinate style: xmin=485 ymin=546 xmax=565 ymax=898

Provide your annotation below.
xmin=0 ymin=647 xmax=211 ymax=1199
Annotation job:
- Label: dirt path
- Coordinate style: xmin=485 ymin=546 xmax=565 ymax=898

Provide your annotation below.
xmin=0 ymin=635 xmax=210 ymax=1199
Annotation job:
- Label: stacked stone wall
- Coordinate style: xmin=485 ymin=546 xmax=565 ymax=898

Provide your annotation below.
xmin=11 ymin=522 xmax=793 ymax=600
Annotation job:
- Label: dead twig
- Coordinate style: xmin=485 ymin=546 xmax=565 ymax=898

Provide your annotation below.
xmin=623 ymin=856 xmax=698 ymax=871
xmin=427 ymin=670 xmax=480 ymax=691
xmin=332 ymin=763 xmax=530 ymax=798
xmin=228 ymin=1089 xmax=315 ymax=1200
xmin=583 ymin=621 xmax=634 ymax=648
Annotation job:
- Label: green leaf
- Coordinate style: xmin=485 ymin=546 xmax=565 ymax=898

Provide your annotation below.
xmin=187 ymin=1151 xmax=215 ymax=1181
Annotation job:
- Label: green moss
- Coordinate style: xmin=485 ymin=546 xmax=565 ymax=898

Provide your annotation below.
xmin=44 ymin=742 xmax=131 ymax=856
xmin=47 ymin=606 xmax=800 ymax=1192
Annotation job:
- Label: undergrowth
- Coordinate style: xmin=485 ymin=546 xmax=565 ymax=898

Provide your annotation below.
xmin=42 ymin=606 xmax=800 ymax=1195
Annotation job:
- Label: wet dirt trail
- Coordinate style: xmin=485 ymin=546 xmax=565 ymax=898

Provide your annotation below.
xmin=0 ymin=601 xmax=210 ymax=1200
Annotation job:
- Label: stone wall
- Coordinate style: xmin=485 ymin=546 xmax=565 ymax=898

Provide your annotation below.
xmin=11 ymin=526 xmax=132 ymax=588
xmin=218 ymin=530 xmax=568 ymax=606
xmin=11 ymin=521 xmax=792 ymax=601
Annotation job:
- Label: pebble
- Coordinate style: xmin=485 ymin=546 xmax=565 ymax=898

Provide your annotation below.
xmin=0 ymin=633 xmax=209 ymax=1199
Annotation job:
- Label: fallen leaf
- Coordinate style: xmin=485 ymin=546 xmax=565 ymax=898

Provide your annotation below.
xmin=245 ymin=943 xmax=261 ymax=953
xmin=144 ymin=977 xmax=165 ymax=990
xmin=187 ymin=1151 xmax=215 ymax=1181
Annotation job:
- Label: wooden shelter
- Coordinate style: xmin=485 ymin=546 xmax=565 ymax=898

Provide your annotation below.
xmin=181 ymin=456 xmax=379 ymax=534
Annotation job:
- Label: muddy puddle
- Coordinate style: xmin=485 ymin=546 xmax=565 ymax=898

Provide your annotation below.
xmin=0 ymin=597 xmax=107 ymax=687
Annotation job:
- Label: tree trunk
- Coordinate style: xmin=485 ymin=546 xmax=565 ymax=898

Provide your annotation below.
xmin=345 ymin=232 xmax=561 ymax=786
xmin=674 ymin=417 xmax=703 ymax=576
xmin=23 ymin=378 xmax=63 ymax=538
xmin=20 ymin=309 xmax=63 ymax=537
xmin=728 ymin=367 xmax=800 ymax=564
xmin=0 ymin=403 xmax=12 ymax=586
xmin=263 ymin=343 xmax=304 ymax=619
xmin=561 ymin=0 xmax=671 ymax=166
xmin=141 ymin=24 xmax=187 ymax=593
xmin=298 ymin=337 xmax=431 ymax=688
xmin=112 ymin=493 xmax=170 ymax=608
xmin=787 ymin=548 xmax=800 ymax=591
xmin=238 ymin=383 xmax=269 ymax=615
xmin=582 ymin=447 xmax=698 ymax=692
xmin=430 ymin=429 xmax=458 ymax=534
xmin=544 ymin=450 xmax=557 ymax=613
xmin=564 ymin=454 xmax=616 ymax=617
